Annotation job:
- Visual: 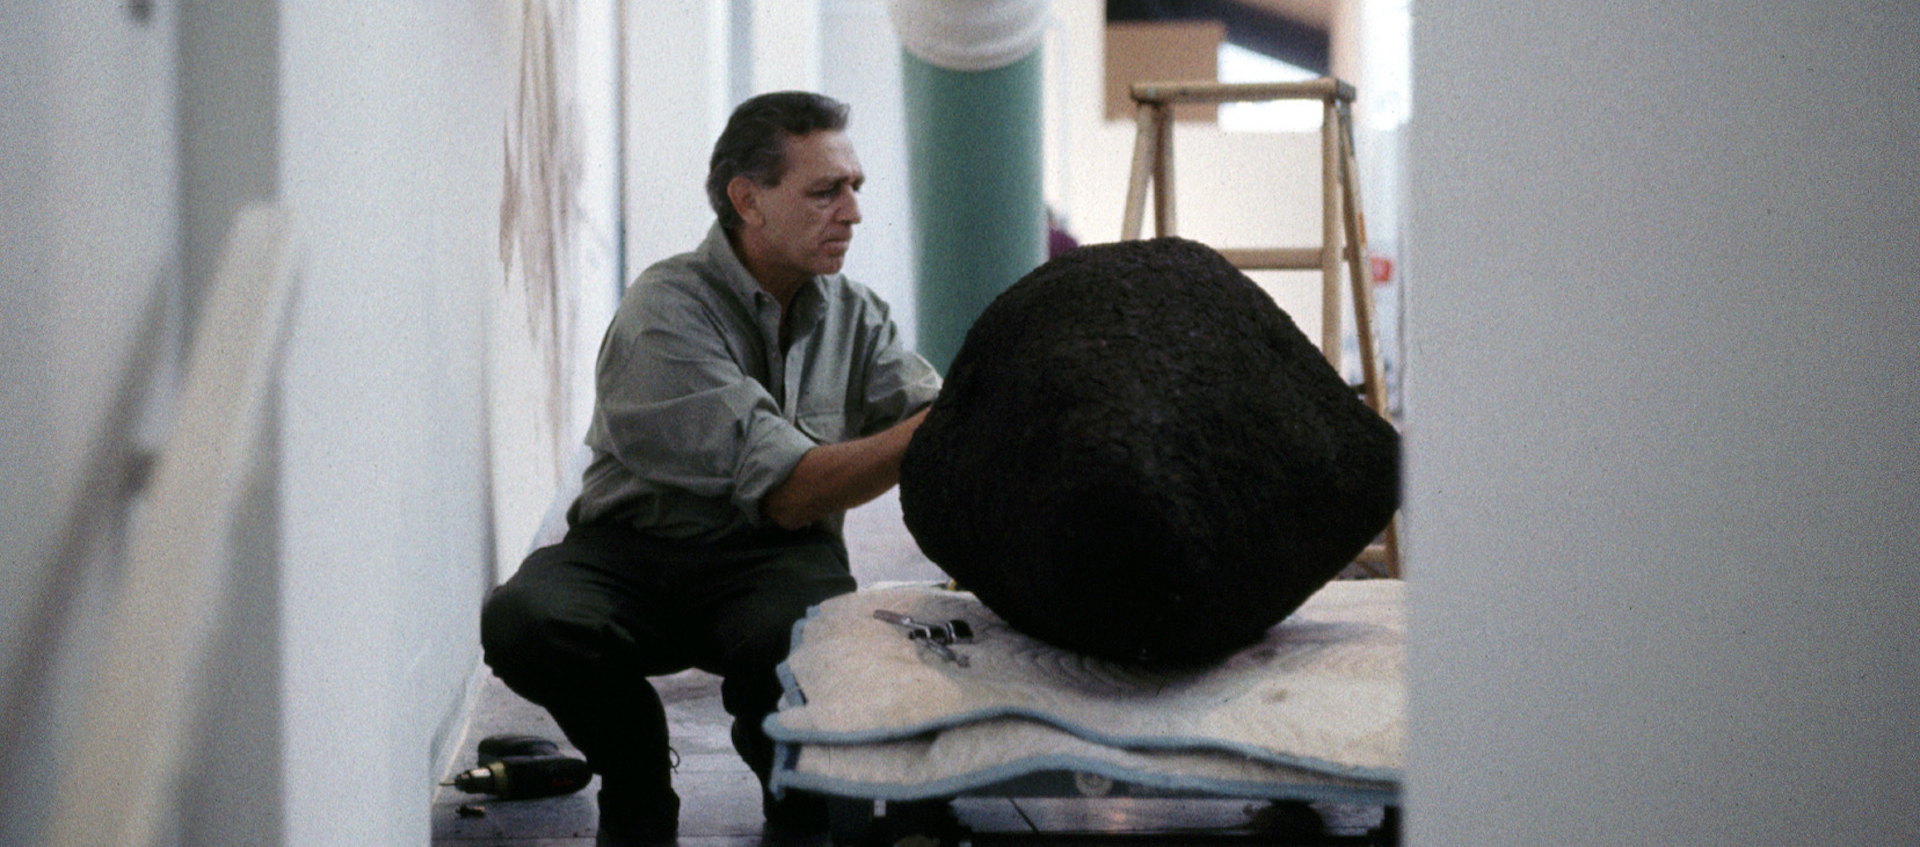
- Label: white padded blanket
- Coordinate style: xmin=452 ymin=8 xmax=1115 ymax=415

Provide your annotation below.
xmin=765 ymin=580 xmax=1405 ymax=802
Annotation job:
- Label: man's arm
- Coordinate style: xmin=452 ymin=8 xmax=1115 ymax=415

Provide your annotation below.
xmin=762 ymin=407 xmax=928 ymax=530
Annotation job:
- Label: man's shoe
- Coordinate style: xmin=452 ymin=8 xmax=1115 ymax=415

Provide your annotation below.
xmin=595 ymin=784 xmax=679 ymax=846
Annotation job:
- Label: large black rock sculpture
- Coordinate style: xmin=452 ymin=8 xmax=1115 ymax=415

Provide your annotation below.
xmin=899 ymin=237 xmax=1400 ymax=664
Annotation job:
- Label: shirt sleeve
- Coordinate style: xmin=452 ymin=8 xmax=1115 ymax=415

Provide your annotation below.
xmin=852 ymin=292 xmax=944 ymax=436
xmin=592 ymin=281 xmax=817 ymax=527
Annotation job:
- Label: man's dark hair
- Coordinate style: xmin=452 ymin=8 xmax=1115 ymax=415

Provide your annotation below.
xmin=707 ymin=91 xmax=851 ymax=231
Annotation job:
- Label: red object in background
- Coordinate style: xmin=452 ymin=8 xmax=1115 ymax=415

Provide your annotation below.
xmin=1369 ymin=255 xmax=1394 ymax=284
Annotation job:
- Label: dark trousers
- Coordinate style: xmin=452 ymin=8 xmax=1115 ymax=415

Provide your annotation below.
xmin=479 ymin=520 xmax=855 ymax=817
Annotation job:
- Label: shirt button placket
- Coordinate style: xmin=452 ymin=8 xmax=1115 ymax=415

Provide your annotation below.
xmin=760 ymin=294 xmax=790 ymax=416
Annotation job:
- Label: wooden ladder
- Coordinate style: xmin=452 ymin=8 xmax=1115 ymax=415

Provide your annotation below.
xmin=1120 ymin=78 xmax=1401 ymax=578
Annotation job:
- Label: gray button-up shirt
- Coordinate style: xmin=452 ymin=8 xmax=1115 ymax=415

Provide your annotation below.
xmin=570 ymin=222 xmax=942 ymax=541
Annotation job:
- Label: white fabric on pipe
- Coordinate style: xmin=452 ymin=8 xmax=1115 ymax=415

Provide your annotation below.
xmin=887 ymin=0 xmax=1048 ymax=72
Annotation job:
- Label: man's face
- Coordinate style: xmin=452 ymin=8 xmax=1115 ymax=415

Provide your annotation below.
xmin=739 ymin=130 xmax=864 ymax=282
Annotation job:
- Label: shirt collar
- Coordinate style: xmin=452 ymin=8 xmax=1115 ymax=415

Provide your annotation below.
xmin=700 ymin=220 xmax=826 ymax=320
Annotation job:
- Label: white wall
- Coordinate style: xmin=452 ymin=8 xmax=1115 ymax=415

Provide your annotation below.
xmin=618 ymin=0 xmax=920 ymax=350
xmin=276 ymin=4 xmax=518 ymax=843
xmin=492 ymin=1 xmax=623 ymax=582
xmin=5 ymin=1 xmax=792 ymax=843
xmin=753 ymin=0 xmax=821 ymax=94
xmin=0 ymin=4 xmax=180 ymax=843
xmin=0 ymin=0 xmax=179 ymax=645
xmin=621 ymin=0 xmax=732 ymax=288
xmin=1404 ymin=1 xmax=1920 ymax=843
xmin=273 ymin=2 xmax=621 ymax=840
xmin=821 ymin=0 xmax=919 ymax=345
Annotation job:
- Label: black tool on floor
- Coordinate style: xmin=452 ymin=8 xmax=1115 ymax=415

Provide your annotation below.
xmin=443 ymin=734 xmax=592 ymax=801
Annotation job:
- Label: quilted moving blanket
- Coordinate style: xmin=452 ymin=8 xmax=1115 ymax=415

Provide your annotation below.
xmin=765 ymin=580 xmax=1405 ymax=803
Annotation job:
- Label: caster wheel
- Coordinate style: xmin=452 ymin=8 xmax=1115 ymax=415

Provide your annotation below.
xmin=1370 ymin=805 xmax=1402 ymax=846
xmin=1250 ymin=800 xmax=1326 ymax=835
xmin=826 ymin=797 xmax=878 ymax=846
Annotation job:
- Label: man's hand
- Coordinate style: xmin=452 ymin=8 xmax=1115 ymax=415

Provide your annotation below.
xmin=762 ymin=408 xmax=929 ymax=530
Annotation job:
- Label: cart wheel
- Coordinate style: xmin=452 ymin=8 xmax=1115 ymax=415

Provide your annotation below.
xmin=881 ymin=798 xmax=966 ymax=847
xmin=1250 ymin=800 xmax=1326 ymax=835
xmin=826 ymin=797 xmax=877 ymax=846
xmin=1370 ymin=805 xmax=1401 ymax=847
xmin=1071 ymin=771 xmax=1116 ymax=796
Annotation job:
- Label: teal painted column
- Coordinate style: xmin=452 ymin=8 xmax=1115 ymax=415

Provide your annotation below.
xmin=891 ymin=0 xmax=1048 ymax=373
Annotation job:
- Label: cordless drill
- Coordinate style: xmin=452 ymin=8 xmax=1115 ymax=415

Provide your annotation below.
xmin=444 ymin=734 xmax=592 ymax=801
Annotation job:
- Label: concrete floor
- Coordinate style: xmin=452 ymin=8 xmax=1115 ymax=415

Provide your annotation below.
xmin=430 ymin=490 xmax=1395 ymax=846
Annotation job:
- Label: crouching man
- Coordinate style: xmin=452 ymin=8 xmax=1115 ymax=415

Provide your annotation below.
xmin=481 ymin=91 xmax=939 ymax=846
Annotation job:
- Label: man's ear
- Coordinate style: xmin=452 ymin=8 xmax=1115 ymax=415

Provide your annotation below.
xmin=727 ymin=176 xmax=763 ymax=228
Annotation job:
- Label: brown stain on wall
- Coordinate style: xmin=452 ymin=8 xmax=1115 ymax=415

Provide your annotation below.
xmin=498 ymin=0 xmax=580 ymax=481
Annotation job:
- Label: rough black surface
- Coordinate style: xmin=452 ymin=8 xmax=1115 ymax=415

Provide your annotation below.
xmin=899 ymin=237 xmax=1399 ymax=664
